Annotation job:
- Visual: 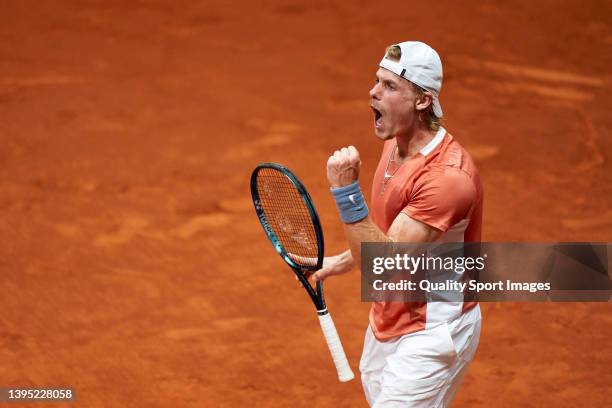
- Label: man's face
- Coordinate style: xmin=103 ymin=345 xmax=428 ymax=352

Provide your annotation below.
xmin=369 ymin=68 xmax=419 ymax=140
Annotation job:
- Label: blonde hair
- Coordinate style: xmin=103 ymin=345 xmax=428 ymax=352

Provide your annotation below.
xmin=384 ymin=45 xmax=442 ymax=132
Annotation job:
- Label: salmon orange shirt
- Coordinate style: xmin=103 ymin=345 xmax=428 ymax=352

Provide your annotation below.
xmin=369 ymin=127 xmax=483 ymax=340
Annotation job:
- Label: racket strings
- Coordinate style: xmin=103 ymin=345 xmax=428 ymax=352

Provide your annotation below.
xmin=256 ymin=168 xmax=320 ymax=269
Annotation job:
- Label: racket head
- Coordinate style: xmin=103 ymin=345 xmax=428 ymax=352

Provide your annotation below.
xmin=251 ymin=163 xmax=324 ymax=273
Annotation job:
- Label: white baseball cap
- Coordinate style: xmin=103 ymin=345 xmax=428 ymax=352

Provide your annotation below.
xmin=379 ymin=41 xmax=443 ymax=118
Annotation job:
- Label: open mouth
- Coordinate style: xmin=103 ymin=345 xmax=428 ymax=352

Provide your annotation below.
xmin=371 ymin=106 xmax=383 ymax=128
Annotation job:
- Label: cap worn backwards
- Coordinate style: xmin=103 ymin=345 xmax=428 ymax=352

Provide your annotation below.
xmin=379 ymin=41 xmax=444 ymax=118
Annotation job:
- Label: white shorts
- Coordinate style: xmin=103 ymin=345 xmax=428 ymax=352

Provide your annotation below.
xmin=359 ymin=306 xmax=482 ymax=408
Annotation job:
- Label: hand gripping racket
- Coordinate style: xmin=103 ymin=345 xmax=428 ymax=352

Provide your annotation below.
xmin=250 ymin=163 xmax=355 ymax=382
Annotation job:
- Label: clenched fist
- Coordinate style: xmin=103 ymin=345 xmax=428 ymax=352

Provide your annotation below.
xmin=327 ymin=146 xmax=361 ymax=188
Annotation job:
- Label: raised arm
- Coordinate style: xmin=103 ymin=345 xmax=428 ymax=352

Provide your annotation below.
xmin=321 ymin=146 xmax=442 ymax=276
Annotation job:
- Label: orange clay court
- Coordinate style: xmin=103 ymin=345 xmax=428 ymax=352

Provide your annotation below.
xmin=1 ymin=1 xmax=611 ymax=407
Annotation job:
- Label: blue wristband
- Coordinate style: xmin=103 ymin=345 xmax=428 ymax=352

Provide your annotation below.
xmin=331 ymin=181 xmax=369 ymax=224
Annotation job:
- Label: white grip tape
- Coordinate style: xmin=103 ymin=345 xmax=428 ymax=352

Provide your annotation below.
xmin=318 ymin=312 xmax=355 ymax=382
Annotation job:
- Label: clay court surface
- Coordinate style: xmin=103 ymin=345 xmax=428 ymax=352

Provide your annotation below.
xmin=1 ymin=1 xmax=611 ymax=406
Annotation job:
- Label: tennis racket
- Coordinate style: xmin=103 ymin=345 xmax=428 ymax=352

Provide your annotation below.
xmin=250 ymin=163 xmax=354 ymax=382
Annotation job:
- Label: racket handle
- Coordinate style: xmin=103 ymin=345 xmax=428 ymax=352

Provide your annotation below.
xmin=318 ymin=312 xmax=355 ymax=382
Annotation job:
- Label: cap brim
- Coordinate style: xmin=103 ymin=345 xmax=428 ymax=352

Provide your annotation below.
xmin=432 ymin=98 xmax=443 ymax=118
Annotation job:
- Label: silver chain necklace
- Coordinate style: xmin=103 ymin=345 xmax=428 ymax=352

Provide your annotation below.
xmin=381 ymin=142 xmax=400 ymax=194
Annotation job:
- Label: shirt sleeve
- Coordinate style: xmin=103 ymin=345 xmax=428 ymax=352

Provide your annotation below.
xmin=401 ymin=166 xmax=477 ymax=232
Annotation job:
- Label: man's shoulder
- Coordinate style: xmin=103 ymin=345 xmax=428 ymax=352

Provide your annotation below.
xmin=414 ymin=164 xmax=477 ymax=198
xmin=426 ymin=131 xmax=480 ymax=180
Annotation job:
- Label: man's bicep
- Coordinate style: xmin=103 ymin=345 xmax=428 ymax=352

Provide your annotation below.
xmin=387 ymin=212 xmax=442 ymax=242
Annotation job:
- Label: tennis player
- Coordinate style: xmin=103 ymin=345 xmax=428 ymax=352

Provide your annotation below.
xmin=314 ymin=41 xmax=483 ymax=407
